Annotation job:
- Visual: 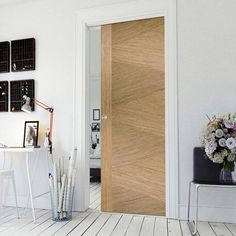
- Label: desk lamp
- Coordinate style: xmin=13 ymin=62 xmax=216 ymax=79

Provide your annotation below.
xmin=21 ymin=95 xmax=54 ymax=154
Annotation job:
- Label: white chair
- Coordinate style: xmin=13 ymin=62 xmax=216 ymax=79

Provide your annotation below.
xmin=0 ymin=145 xmax=19 ymax=218
xmin=0 ymin=170 xmax=19 ymax=218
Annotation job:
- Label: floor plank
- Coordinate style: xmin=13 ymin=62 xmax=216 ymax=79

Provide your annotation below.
xmin=16 ymin=211 xmax=52 ymax=236
xmin=28 ymin=215 xmax=56 ymax=236
xmin=0 ymin=182 xmax=234 ymax=236
xmin=225 ymin=223 xmax=236 ymax=236
xmin=96 ymin=214 xmax=122 ymax=236
xmin=197 ymin=222 xmax=216 ymax=236
xmin=140 ymin=216 xmax=155 ymax=236
xmin=83 ymin=213 xmax=111 ymax=236
xmin=0 ymin=209 xmax=46 ymax=235
xmin=52 ymin=212 xmax=92 ymax=236
xmin=90 ymin=181 xmax=101 ymax=210
xmin=180 ymin=221 xmax=196 ymax=236
xmin=38 ymin=215 xmax=75 ymax=236
xmin=68 ymin=212 xmax=101 ymax=235
xmin=210 ymin=222 xmax=233 ymax=236
xmin=168 ymin=219 xmax=182 ymax=236
xmin=125 ymin=216 xmax=143 ymax=236
xmin=154 ymin=217 xmax=168 ymax=236
xmin=0 ymin=208 xmax=28 ymax=230
xmin=111 ymin=214 xmax=132 ymax=236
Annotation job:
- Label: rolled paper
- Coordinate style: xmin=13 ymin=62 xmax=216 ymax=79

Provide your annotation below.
xmin=62 ymin=177 xmax=68 ymax=212
xmin=65 ymin=176 xmax=71 ymax=212
xmin=53 ymin=162 xmax=58 ymax=218
xmin=49 ymin=175 xmax=54 ymax=218
xmin=58 ymin=174 xmax=66 ymax=212
xmin=49 ymin=149 xmax=77 ymax=220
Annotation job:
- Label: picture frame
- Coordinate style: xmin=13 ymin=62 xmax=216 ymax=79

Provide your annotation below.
xmin=23 ymin=121 xmax=39 ymax=147
xmin=93 ymin=109 xmax=100 ymax=121
xmin=91 ymin=122 xmax=100 ymax=132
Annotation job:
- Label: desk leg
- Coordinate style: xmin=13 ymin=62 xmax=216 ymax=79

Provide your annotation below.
xmin=26 ymin=152 xmax=36 ymax=223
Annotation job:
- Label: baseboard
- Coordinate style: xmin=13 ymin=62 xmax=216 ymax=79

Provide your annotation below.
xmin=180 ymin=205 xmax=236 ymax=223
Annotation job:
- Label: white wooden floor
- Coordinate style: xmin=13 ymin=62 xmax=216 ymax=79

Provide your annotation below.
xmin=0 ymin=182 xmax=236 ymax=235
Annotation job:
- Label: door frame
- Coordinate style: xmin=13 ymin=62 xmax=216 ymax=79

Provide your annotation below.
xmin=74 ymin=0 xmax=179 ymax=218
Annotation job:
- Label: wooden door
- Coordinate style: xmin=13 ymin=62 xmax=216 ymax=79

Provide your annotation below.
xmin=101 ymin=17 xmax=165 ymax=215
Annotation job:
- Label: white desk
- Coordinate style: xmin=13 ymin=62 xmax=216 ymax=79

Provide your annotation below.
xmin=0 ymin=147 xmax=48 ymax=223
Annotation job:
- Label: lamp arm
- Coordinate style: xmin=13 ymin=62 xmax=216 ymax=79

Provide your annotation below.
xmin=33 ymin=99 xmax=54 ymax=143
xmin=49 ymin=112 xmax=53 ymax=141
xmin=34 ymin=99 xmax=53 ymax=112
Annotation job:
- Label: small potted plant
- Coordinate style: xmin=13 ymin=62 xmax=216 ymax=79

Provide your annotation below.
xmin=202 ymin=113 xmax=236 ymax=184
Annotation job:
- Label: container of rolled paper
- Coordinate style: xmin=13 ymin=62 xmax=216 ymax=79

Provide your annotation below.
xmin=49 ymin=149 xmax=77 ymax=221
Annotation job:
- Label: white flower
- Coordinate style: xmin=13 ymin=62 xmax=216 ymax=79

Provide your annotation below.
xmin=215 ymin=129 xmax=224 ymax=138
xmin=231 ymin=147 xmax=236 ymax=154
xmin=226 ymin=137 xmax=236 ymax=149
xmin=205 ymin=141 xmax=217 ymax=156
xmin=227 ymin=153 xmax=235 ymax=162
xmin=224 ymin=120 xmax=235 ymax=129
xmin=211 ymin=153 xmax=224 ymax=163
xmin=218 ymin=138 xmax=226 ymax=147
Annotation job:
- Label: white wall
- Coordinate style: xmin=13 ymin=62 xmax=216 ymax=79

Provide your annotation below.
xmin=89 ymin=29 xmax=101 ymax=153
xmin=0 ymin=0 xmax=122 ymax=209
xmin=89 ymin=28 xmax=101 ymax=125
xmin=178 ymin=0 xmax=236 ymax=222
xmin=1 ymin=0 xmax=236 ymax=222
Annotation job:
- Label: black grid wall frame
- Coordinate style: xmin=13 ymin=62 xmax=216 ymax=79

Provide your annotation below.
xmin=10 ymin=79 xmax=35 ymax=112
xmin=0 ymin=42 xmax=10 ymax=73
xmin=0 ymin=81 xmax=9 ymax=112
xmin=11 ymin=38 xmax=35 ymax=72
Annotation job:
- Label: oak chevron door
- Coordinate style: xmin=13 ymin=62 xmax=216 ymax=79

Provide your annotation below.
xmin=101 ymin=17 xmax=165 ymax=215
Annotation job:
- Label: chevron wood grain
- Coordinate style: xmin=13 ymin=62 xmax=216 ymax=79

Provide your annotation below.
xmin=101 ymin=17 xmax=165 ymax=215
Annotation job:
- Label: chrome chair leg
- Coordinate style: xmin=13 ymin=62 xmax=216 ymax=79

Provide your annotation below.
xmin=187 ymin=181 xmax=192 ymax=222
xmin=192 ymin=184 xmax=199 ymax=235
xmin=187 ymin=182 xmax=199 ymax=235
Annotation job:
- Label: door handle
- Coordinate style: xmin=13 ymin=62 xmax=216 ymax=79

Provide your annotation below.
xmin=102 ymin=115 xmax=108 ymax=120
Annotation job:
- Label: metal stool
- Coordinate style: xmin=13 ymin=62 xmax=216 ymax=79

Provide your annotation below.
xmin=187 ymin=181 xmax=236 ymax=235
xmin=187 ymin=147 xmax=222 ymax=235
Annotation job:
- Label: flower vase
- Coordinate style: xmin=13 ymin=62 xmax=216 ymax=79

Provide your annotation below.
xmin=219 ymin=169 xmax=233 ymax=184
xmin=219 ymin=161 xmax=235 ymax=184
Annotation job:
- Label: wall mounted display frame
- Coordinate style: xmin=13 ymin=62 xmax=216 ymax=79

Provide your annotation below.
xmin=23 ymin=121 xmax=39 ymax=147
xmin=91 ymin=122 xmax=100 ymax=132
xmin=0 ymin=41 xmax=10 ymax=73
xmin=0 ymin=81 xmax=8 ymax=112
xmin=10 ymin=79 xmax=35 ymax=112
xmin=93 ymin=109 xmax=100 ymax=121
xmin=11 ymin=38 xmax=35 ymax=72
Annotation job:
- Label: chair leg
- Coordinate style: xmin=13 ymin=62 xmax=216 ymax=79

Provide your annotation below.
xmin=193 ymin=185 xmax=199 ymax=234
xmin=187 ymin=183 xmax=199 ymax=235
xmin=12 ymin=174 xmax=19 ymax=219
xmin=190 ymin=184 xmax=199 ymax=235
xmin=187 ymin=181 xmax=192 ymax=222
xmin=0 ymin=176 xmax=3 ymax=208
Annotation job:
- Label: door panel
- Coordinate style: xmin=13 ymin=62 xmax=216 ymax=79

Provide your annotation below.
xmin=101 ymin=17 xmax=165 ymax=215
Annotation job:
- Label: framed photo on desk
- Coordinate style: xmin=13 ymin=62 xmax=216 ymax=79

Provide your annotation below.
xmin=23 ymin=121 xmax=39 ymax=147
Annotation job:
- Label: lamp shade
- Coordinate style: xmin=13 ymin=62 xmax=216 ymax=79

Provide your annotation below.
xmin=21 ymin=103 xmax=32 ymax=113
xmin=21 ymin=95 xmax=32 ymax=112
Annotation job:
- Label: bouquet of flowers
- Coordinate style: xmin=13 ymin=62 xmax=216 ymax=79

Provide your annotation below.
xmin=202 ymin=113 xmax=236 ymax=171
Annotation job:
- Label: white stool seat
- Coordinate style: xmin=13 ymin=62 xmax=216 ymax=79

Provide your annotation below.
xmin=0 ymin=169 xmax=19 ymax=218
